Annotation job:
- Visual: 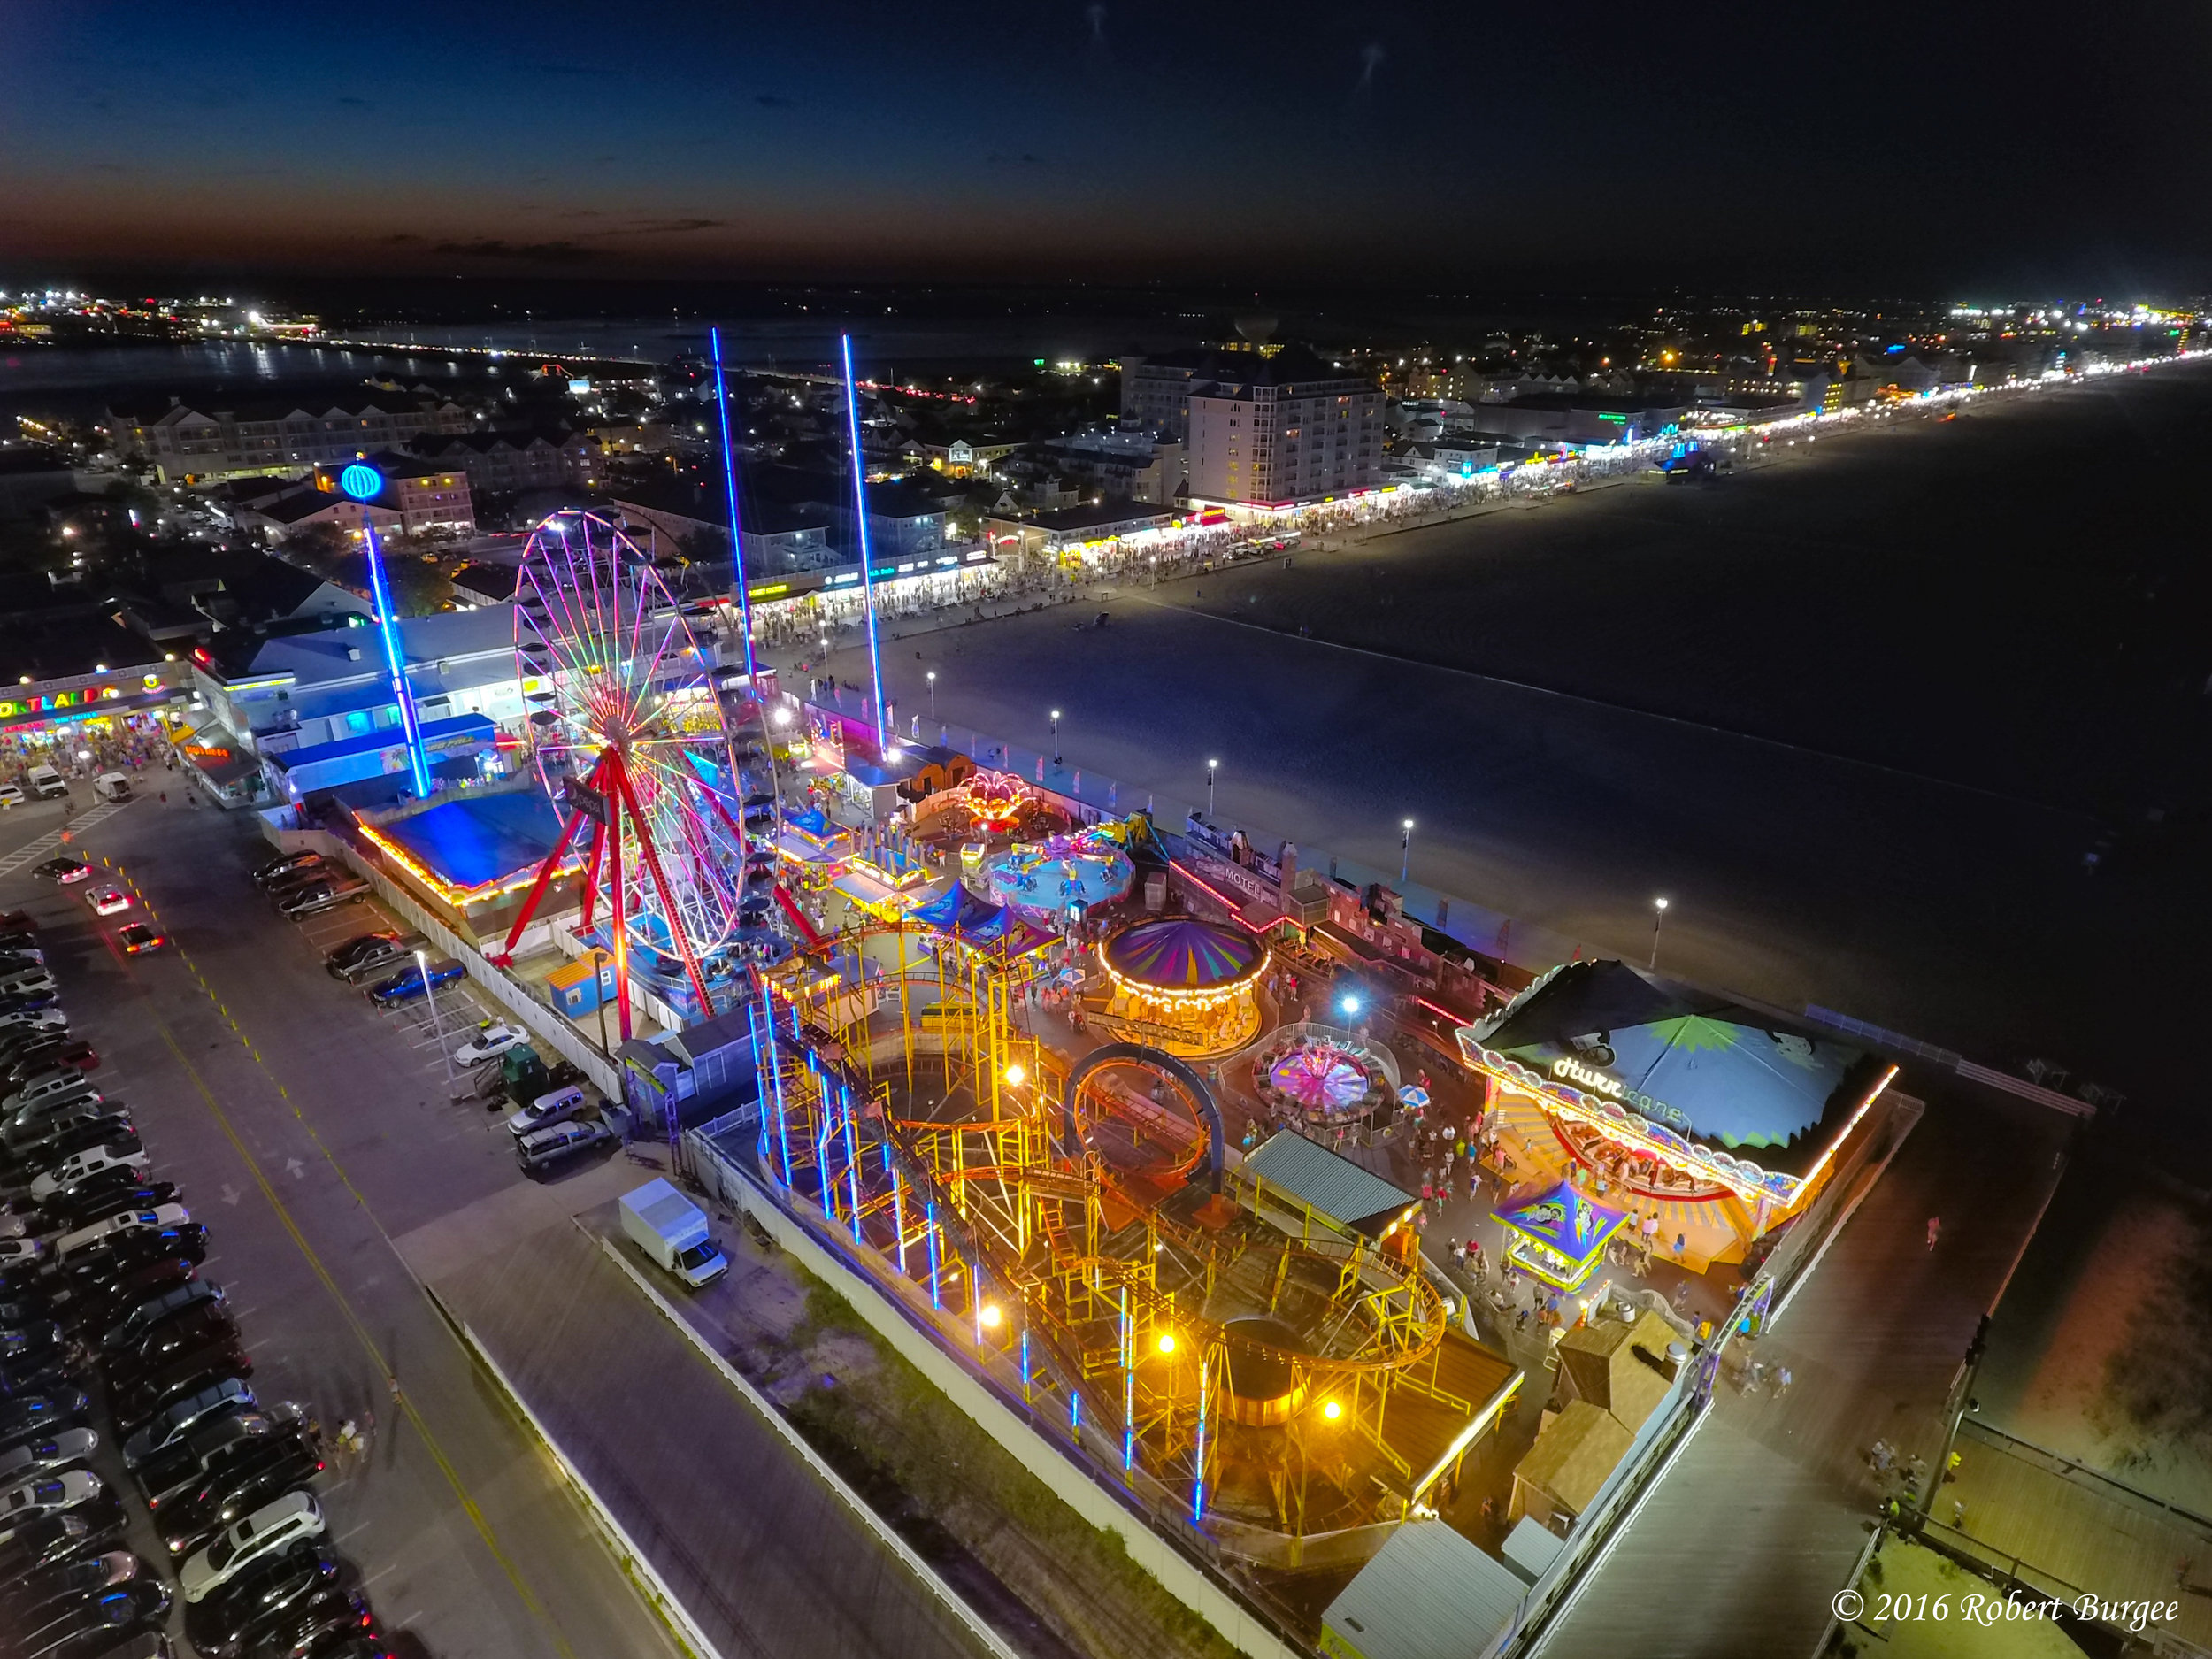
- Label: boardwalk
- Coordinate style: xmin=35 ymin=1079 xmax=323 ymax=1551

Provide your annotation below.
xmin=1533 ymin=1085 xmax=2070 ymax=1659
xmin=1937 ymin=1422 xmax=2212 ymax=1649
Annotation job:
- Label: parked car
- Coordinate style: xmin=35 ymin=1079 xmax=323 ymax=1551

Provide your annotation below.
xmin=0 ymin=1426 xmax=97 ymax=1487
xmin=0 ymin=1394 xmax=92 ymax=1454
xmin=0 ymin=785 xmax=23 ymax=810
xmin=0 ymin=970 xmax=60 ymax=1000
xmin=59 ymin=1258 xmax=196 ymax=1337
xmin=157 ymin=1433 xmax=322 ymax=1559
xmin=252 ymin=854 xmax=322 ymax=888
xmin=4 ymin=1041 xmax=99 ymax=1084
xmin=137 ymin=1410 xmax=273 ymax=1511
xmin=0 ymin=1548 xmax=142 ymax=1623
xmin=0 ymin=1321 xmax=65 ymax=1368
xmin=53 ymin=1204 xmax=191 ymax=1265
xmin=98 ymin=1279 xmax=221 ymax=1357
xmin=0 ymin=1510 xmax=108 ymax=1580
xmin=322 ymin=932 xmax=401 ymax=972
xmin=0 ymin=1010 xmax=68 ymax=1041
xmin=84 ymin=890 xmax=131 ymax=919
xmin=29 ymin=1147 xmax=147 ymax=1204
xmin=330 ymin=942 xmax=411 ymax=984
xmin=238 ymin=1588 xmax=373 ymax=1659
xmin=48 ymin=1228 xmax=207 ymax=1306
xmin=276 ymin=884 xmax=366 ymax=919
xmin=503 ymin=1086 xmax=589 ymax=1140
xmin=115 ymin=926 xmax=166 ymax=956
xmin=4 ymin=1111 xmax=131 ymax=1171
xmin=0 ymin=1470 xmax=104 ymax=1542
xmin=4 ymin=1119 xmax=139 ymax=1182
xmin=121 ymin=1378 xmax=252 ymax=1470
xmin=180 ymin=1491 xmax=325 ymax=1602
xmin=181 ymin=1544 xmax=339 ymax=1659
xmin=260 ymin=868 xmax=333 ymax=902
xmin=365 ymin=960 xmax=463 ymax=1007
xmin=31 ymin=861 xmax=92 ymax=887
xmin=454 ymin=1022 xmax=529 ymax=1067
xmin=110 ymin=1341 xmax=252 ymax=1436
xmin=11 ymin=1578 xmax=171 ymax=1659
xmin=0 ymin=1239 xmax=48 ymax=1272
xmin=44 ymin=1182 xmax=180 ymax=1236
xmin=103 ymin=1304 xmax=238 ymax=1387
xmin=516 ymin=1118 xmax=618 ymax=1179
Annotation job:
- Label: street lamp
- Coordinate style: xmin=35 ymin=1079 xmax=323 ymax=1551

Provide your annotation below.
xmin=1207 ymin=758 xmax=1218 ymax=819
xmin=1650 ymin=896 xmax=1670 ymax=970
xmin=416 ymin=949 xmax=456 ymax=1100
xmin=1049 ymin=709 xmax=1062 ymax=765
xmin=926 ymin=670 xmax=937 ymax=719
xmin=1400 ymin=818 xmax=1414 ymax=887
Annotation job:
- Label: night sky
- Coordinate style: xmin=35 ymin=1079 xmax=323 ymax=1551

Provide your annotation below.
xmin=7 ymin=0 xmax=2208 ymax=292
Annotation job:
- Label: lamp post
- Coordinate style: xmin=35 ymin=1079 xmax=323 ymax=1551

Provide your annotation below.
xmin=1207 ymin=758 xmax=1218 ymax=819
xmin=1650 ymin=896 xmax=1670 ymax=970
xmin=1400 ymin=818 xmax=1414 ymax=887
xmin=417 ymin=949 xmax=456 ymax=1100
xmin=1049 ymin=709 xmax=1062 ymax=766
xmin=926 ymin=670 xmax=937 ymax=719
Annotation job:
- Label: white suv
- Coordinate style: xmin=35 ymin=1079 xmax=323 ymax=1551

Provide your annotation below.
xmin=180 ymin=1489 xmax=325 ymax=1601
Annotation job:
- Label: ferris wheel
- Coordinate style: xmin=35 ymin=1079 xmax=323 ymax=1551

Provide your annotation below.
xmin=494 ymin=511 xmax=747 ymax=1032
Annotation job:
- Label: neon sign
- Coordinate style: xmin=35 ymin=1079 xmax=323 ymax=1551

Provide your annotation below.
xmin=0 ymin=686 xmax=122 ymax=720
xmin=338 ymin=463 xmax=382 ymax=502
xmin=1550 ymin=1056 xmax=1690 ymax=1132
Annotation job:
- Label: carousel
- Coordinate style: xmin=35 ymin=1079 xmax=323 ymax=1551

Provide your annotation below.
xmin=1096 ymin=917 xmax=1270 ymax=1058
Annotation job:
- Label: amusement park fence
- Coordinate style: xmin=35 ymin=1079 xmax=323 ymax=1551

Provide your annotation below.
xmin=684 ymin=1106 xmax=1317 ymax=1659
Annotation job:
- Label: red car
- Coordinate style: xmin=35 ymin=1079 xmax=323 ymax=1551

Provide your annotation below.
xmin=117 ymin=925 xmax=166 ymax=956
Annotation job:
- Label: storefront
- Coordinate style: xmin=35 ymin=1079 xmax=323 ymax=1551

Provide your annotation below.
xmin=0 ymin=665 xmax=190 ymax=758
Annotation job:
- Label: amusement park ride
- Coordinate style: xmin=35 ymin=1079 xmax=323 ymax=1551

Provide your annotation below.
xmin=458 ymin=337 xmax=1517 ymax=1558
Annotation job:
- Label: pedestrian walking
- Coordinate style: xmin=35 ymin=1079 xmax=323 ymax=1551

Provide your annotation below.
xmin=1773 ymin=1365 xmax=1793 ymax=1399
xmin=1926 ymin=1216 xmax=1941 ymax=1249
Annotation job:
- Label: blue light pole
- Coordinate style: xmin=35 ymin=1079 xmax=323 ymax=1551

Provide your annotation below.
xmin=710 ymin=327 xmax=759 ymax=687
xmin=839 ymin=334 xmax=887 ymax=753
xmin=341 ymin=463 xmax=430 ymax=797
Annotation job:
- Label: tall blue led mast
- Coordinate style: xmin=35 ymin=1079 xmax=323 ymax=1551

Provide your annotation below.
xmin=339 ymin=462 xmax=431 ymax=798
xmin=839 ymin=334 xmax=887 ymax=750
xmin=709 ymin=327 xmax=759 ymax=686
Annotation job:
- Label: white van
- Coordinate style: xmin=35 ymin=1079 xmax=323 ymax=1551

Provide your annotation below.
xmin=24 ymin=766 xmax=67 ymax=801
xmin=91 ymin=772 xmax=131 ymax=803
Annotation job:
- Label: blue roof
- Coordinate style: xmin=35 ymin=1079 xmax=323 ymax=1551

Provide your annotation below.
xmin=265 ymin=712 xmax=495 ymax=772
xmin=380 ymin=788 xmax=569 ymax=889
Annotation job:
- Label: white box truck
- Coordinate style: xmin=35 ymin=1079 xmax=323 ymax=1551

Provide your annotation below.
xmin=92 ymin=772 xmax=132 ymax=803
xmin=618 ymin=1178 xmax=728 ymax=1289
xmin=25 ymin=765 xmax=67 ymax=800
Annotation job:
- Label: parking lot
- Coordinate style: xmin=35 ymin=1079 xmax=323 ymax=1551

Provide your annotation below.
xmin=12 ymin=789 xmax=682 ymax=1659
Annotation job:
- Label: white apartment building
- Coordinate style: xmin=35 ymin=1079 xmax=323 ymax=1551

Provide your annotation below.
xmin=1184 ymin=348 xmax=1382 ymax=507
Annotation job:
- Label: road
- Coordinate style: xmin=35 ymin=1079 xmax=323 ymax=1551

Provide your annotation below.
xmin=15 ymin=780 xmax=687 ymax=1659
